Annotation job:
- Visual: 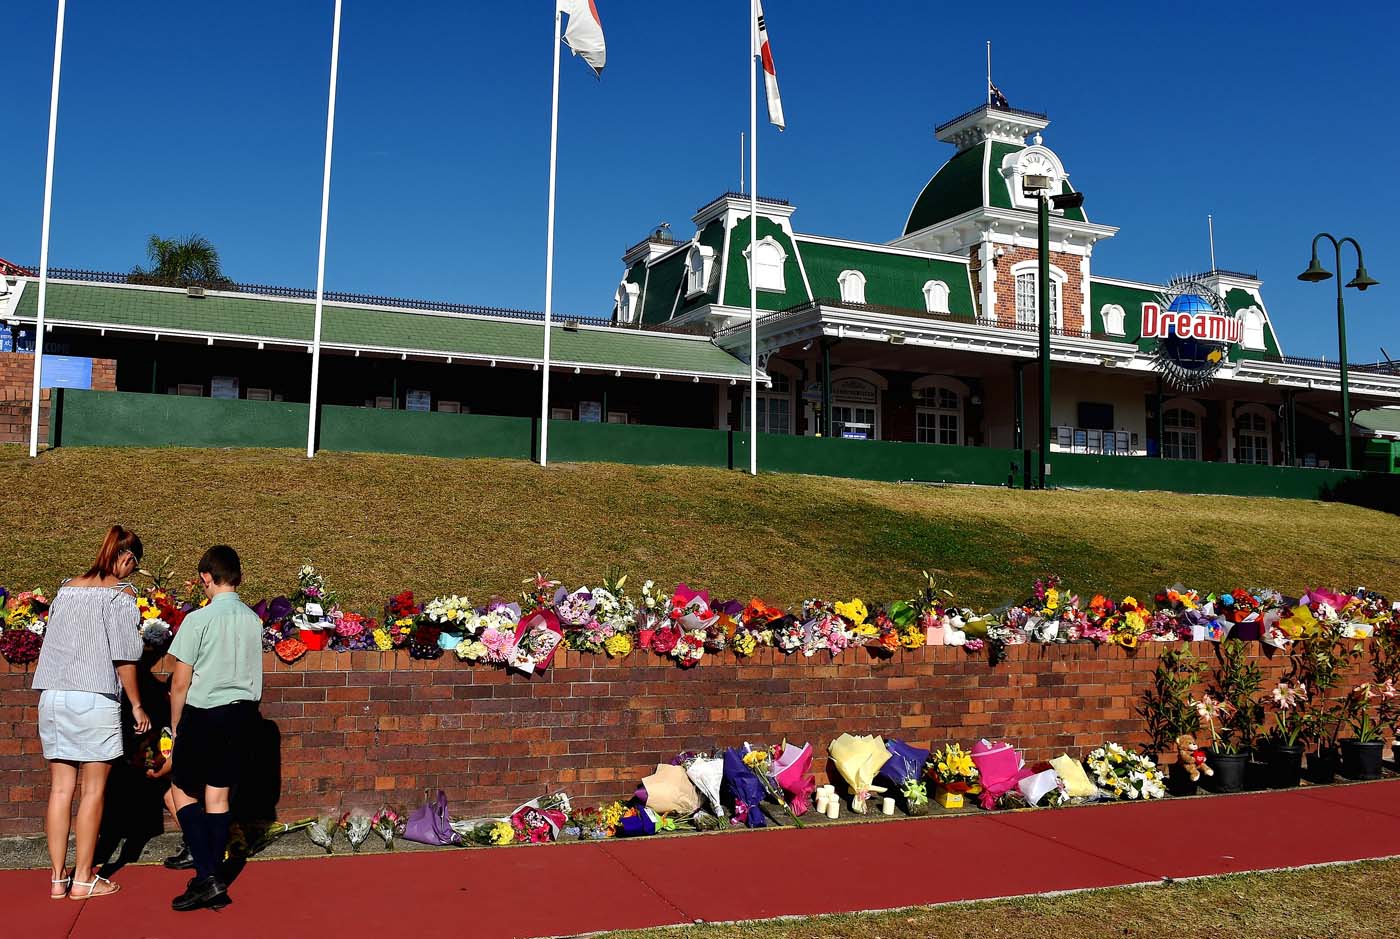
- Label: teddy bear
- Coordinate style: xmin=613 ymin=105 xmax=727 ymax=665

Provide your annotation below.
xmin=1175 ymin=734 xmax=1213 ymax=782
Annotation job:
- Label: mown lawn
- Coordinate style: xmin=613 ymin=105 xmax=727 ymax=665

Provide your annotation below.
xmin=600 ymin=859 xmax=1400 ymax=939
xmin=1 ymin=445 xmax=1397 ymax=610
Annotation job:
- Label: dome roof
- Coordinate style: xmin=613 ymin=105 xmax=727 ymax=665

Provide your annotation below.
xmin=1167 ymin=293 xmax=1214 ymax=314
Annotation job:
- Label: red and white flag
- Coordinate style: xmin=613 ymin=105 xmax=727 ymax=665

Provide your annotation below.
xmin=561 ymin=0 xmax=605 ymax=76
xmin=754 ymin=0 xmax=785 ymax=130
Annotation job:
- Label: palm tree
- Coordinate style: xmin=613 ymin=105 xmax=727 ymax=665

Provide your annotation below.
xmin=129 ymin=234 xmax=234 ymax=288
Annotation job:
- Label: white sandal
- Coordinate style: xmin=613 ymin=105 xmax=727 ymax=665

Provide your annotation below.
xmin=50 ymin=869 xmax=72 ymax=900
xmin=69 ymin=874 xmax=120 ymax=900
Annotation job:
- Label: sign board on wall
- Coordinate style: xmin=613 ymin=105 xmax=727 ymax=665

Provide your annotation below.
xmin=578 ymin=401 xmax=602 ymax=423
xmin=210 ymin=376 xmax=240 ymax=400
xmin=39 ymin=354 xmax=93 ymax=390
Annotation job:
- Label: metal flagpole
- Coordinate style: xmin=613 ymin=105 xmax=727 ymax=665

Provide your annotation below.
xmin=307 ymin=0 xmax=343 ymax=459
xmin=748 ymin=0 xmax=759 ymax=476
xmin=539 ymin=4 xmax=564 ymax=467
xmin=986 ymin=40 xmax=991 ymax=105
xmin=29 ymin=0 xmax=66 ymax=458
xmin=1207 ymin=214 xmax=1217 ymax=271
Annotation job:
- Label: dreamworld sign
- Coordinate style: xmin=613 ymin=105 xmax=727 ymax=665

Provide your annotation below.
xmin=1141 ymin=298 xmax=1243 ymax=344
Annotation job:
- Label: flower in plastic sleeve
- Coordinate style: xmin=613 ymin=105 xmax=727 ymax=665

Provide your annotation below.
xmin=340 ymin=811 xmax=372 ymax=852
xmin=603 ymin=632 xmax=633 ymax=658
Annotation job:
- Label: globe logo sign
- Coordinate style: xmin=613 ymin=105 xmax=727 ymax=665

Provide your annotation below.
xmin=1144 ymin=278 xmax=1238 ymax=390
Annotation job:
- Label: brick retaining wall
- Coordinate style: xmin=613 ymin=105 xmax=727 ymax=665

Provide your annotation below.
xmin=0 ymin=642 xmax=1379 ymax=836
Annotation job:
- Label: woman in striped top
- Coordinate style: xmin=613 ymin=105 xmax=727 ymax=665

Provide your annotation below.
xmin=31 ymin=525 xmax=151 ymax=901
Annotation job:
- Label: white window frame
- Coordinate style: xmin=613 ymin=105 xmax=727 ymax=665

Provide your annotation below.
xmin=1099 ymin=303 xmax=1126 ymax=336
xmin=922 ymin=279 xmax=951 ymax=315
xmin=742 ymin=370 xmax=795 ymax=435
xmin=912 ymin=375 xmax=967 ymax=446
xmin=743 ymin=235 xmax=788 ymax=293
xmin=828 ymin=367 xmax=885 ymax=441
xmin=615 ymin=279 xmax=641 ymax=323
xmin=837 ymin=269 xmax=867 ymax=305
xmin=1010 ymin=261 xmax=1065 ymax=329
xmin=1235 ymin=404 xmax=1273 ymax=466
xmin=685 ymin=243 xmax=716 ymax=298
xmin=1162 ymin=399 xmax=1206 ymax=462
xmin=1237 ymin=306 xmax=1267 ymax=351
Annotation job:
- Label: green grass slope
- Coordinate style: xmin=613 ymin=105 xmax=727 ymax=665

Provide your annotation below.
xmin=1 ymin=446 xmax=1397 ymax=609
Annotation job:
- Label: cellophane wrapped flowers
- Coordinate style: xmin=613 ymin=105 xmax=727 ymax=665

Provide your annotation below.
xmin=1085 ymin=742 xmax=1165 ymax=800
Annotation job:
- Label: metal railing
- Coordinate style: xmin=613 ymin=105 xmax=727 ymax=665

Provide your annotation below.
xmin=934 ymin=103 xmax=1049 ymax=134
xmin=694 ymin=191 xmax=790 ymax=215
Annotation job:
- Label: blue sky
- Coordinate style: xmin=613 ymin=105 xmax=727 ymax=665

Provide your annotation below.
xmin=2 ymin=1 xmax=1395 ymax=360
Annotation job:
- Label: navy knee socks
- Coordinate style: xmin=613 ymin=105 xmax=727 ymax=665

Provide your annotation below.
xmin=176 ymin=804 xmax=213 ymax=878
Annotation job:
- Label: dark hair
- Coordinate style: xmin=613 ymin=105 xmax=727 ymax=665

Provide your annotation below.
xmin=84 ymin=525 xmax=143 ymax=580
xmin=198 ymin=545 xmax=242 ymax=587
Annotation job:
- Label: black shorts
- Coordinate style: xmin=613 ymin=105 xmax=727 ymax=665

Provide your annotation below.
xmin=173 ymin=701 xmax=258 ymax=798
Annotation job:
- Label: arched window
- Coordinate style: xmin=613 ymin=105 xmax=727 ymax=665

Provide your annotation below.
xmin=614 ymin=280 xmax=640 ymax=323
xmin=922 ymin=280 xmax=950 ymax=315
xmin=837 ymin=270 xmax=867 ymax=305
xmin=1238 ymin=306 xmax=1266 ymax=350
xmin=685 ymin=243 xmax=716 ymax=297
xmin=1099 ymin=303 xmax=1126 ymax=336
xmin=1163 ymin=406 xmax=1202 ymax=461
xmin=1236 ymin=405 xmax=1272 ymax=465
xmin=913 ymin=377 xmax=966 ymax=446
xmin=1011 ymin=262 xmax=1063 ymax=328
xmin=744 ymin=236 xmax=787 ymax=292
xmin=829 ymin=371 xmax=883 ymax=440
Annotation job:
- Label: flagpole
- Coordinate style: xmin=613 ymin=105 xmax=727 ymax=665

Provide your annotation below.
xmin=986 ymin=40 xmax=991 ymax=105
xmin=748 ymin=0 xmax=759 ymax=477
xmin=307 ymin=0 xmax=342 ymax=459
xmin=29 ymin=0 xmax=66 ymax=458
xmin=540 ymin=3 xmax=563 ymax=468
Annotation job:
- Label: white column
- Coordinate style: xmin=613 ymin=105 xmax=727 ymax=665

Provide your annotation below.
xmin=29 ymin=0 xmax=67 ymax=458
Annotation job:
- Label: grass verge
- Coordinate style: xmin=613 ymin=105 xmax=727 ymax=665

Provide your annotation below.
xmin=2 ymin=446 xmax=1397 ymax=609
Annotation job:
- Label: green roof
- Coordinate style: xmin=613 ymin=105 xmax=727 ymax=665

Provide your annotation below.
xmin=721 ymin=214 xmax=812 ymax=311
xmin=795 ymin=240 xmax=975 ymax=317
xmin=1088 ymin=279 xmax=1160 ymax=349
xmin=14 ymin=280 xmax=751 ymax=379
xmin=638 ymin=248 xmax=686 ymax=325
xmin=904 ymin=143 xmax=986 ymax=235
xmin=1356 ymin=408 xmax=1400 ymax=434
xmin=1221 ymin=287 xmax=1281 ymax=360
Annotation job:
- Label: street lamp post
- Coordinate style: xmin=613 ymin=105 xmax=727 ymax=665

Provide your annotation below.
xmin=1298 ymin=234 xmax=1379 ymax=470
xmin=1025 ymin=175 xmax=1084 ymax=489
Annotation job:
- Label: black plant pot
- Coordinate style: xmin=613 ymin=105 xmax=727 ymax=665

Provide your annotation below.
xmin=1308 ymin=746 xmax=1340 ymax=785
xmin=1167 ymin=762 xmax=1199 ymax=797
xmin=1205 ymin=749 xmax=1247 ymax=793
xmin=1266 ymin=744 xmax=1304 ymax=789
xmin=1340 ymin=739 xmax=1385 ymax=780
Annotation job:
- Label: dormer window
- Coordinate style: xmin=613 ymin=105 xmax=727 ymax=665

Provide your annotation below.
xmin=744 ymin=235 xmax=787 ymax=293
xmin=685 ymin=243 xmax=716 ymax=298
xmin=614 ymin=279 xmax=640 ymax=323
xmin=1100 ymin=303 xmax=1126 ymax=336
xmin=922 ymin=280 xmax=950 ymax=314
xmin=838 ymin=270 xmax=866 ymax=305
xmin=1238 ymin=306 xmax=1266 ymax=350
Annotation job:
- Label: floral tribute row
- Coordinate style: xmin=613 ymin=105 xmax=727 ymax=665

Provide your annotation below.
xmin=3 ymin=565 xmax=1396 ymax=671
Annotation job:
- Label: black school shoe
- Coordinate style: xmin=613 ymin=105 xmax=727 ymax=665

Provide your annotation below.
xmin=171 ymin=875 xmax=228 ymax=912
xmin=163 ymin=843 xmax=195 ymax=870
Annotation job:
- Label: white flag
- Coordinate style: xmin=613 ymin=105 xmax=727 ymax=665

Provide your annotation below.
xmin=754 ymin=0 xmax=784 ymax=130
xmin=561 ymin=0 xmax=606 ymax=76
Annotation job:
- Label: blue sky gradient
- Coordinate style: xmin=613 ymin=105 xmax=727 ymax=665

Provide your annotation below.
xmin=2 ymin=1 xmax=1395 ymax=359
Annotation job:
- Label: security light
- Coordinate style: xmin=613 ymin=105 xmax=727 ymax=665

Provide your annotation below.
xmin=1051 ymin=191 xmax=1085 ymax=210
xmin=1022 ymin=174 xmax=1051 ymax=195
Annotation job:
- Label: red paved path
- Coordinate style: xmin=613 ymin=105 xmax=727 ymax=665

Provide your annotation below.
xmin=9 ymin=780 xmax=1400 ymax=939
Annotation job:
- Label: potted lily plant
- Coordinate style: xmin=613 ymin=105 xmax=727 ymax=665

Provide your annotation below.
xmin=1208 ymin=639 xmax=1265 ymax=789
xmin=1264 ymin=680 xmax=1308 ymax=788
xmin=1192 ymin=693 xmax=1246 ymax=792
xmin=1287 ymin=623 xmax=1360 ymax=784
xmin=1339 ymin=683 xmax=1392 ymax=780
xmin=1139 ymin=645 xmax=1207 ymax=794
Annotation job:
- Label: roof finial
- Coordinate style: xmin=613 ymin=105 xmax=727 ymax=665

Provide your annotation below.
xmin=1032 ymin=132 xmax=1043 ymax=146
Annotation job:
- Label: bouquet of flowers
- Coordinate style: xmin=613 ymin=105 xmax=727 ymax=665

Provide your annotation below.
xmin=406 ymin=622 xmax=444 ymax=660
xmin=424 ymin=594 xmax=471 ymax=629
xmin=1111 ymin=596 xmax=1152 ymax=648
xmin=771 ymin=615 xmax=805 ymax=654
xmin=253 ymin=596 xmax=296 ymax=651
xmin=520 ymin=573 xmax=562 ymax=614
xmin=770 ymin=741 xmax=816 ymax=816
xmin=330 ymin=610 xmax=378 ymax=652
xmin=1083 ymin=595 xmax=1117 ymax=645
xmin=879 ymin=739 xmax=931 ymax=815
xmin=737 ymin=743 xmax=805 ymax=826
xmin=457 ymin=791 xmax=572 ymax=846
xmin=721 ymin=747 xmax=770 ymax=828
xmin=339 ymin=810 xmax=373 ymax=852
xmin=635 ymin=579 xmax=671 ymax=650
xmin=307 ymin=812 xmax=340 ymax=853
xmin=827 ymin=733 xmax=888 ymax=813
xmin=677 ymin=751 xmax=726 ymax=819
xmin=799 ymin=599 xmax=853 ymax=658
xmin=593 ymin=575 xmax=637 ymax=658
xmin=456 ymin=601 xmax=521 ymax=663
xmin=0 ymin=626 xmax=42 ymax=664
xmin=371 ymin=807 xmax=405 ymax=849
xmin=4 ymin=588 xmax=50 ymax=634
xmin=638 ymin=763 xmax=702 ymax=815
xmin=507 ymin=609 xmax=564 ymax=674
xmin=291 ymin=565 xmax=335 ymax=614
xmin=384 ymin=590 xmax=421 ymax=648
xmin=1085 ymin=742 xmax=1166 ymax=800
xmin=927 ymin=742 xmax=981 ymax=808
xmin=226 ymin=817 xmax=315 ymax=860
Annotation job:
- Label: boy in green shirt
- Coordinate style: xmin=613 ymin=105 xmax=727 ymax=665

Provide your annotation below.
xmin=165 ymin=545 xmax=262 ymax=912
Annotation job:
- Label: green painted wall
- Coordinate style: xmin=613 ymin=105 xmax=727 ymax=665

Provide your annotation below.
xmin=319 ymin=407 xmax=532 ymax=459
xmin=722 ymin=215 xmax=812 ymax=311
xmin=550 ymin=420 xmax=730 ymax=468
xmin=736 ymin=433 xmax=1020 ymax=485
xmin=1051 ymin=452 xmax=1365 ymax=499
xmin=50 ymin=388 xmax=306 ymax=448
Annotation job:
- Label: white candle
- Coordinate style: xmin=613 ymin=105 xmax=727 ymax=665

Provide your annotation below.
xmin=815 ymin=795 xmax=829 ymax=815
xmin=826 ymin=800 xmax=840 ymax=820
xmin=881 ymin=797 xmax=896 ymax=816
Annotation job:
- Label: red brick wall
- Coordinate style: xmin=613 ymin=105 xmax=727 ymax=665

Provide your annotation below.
xmin=990 ymin=247 xmax=1085 ymax=333
xmin=0 ymin=643 xmax=1377 ymax=835
xmin=0 ymin=352 xmax=117 ymax=444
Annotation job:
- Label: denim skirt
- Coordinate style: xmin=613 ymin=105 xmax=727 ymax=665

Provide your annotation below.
xmin=38 ymin=689 xmax=123 ymax=762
